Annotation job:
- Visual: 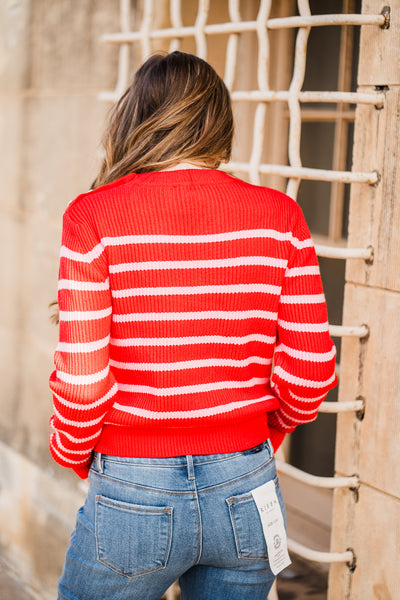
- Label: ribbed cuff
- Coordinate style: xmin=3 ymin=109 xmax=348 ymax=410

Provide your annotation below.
xmin=72 ymin=461 xmax=91 ymax=479
xmin=49 ymin=437 xmax=92 ymax=479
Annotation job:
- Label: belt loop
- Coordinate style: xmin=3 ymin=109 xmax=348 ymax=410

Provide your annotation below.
xmin=186 ymin=455 xmax=195 ymax=480
xmin=94 ymin=452 xmax=103 ymax=474
xmin=267 ymin=438 xmax=274 ymax=456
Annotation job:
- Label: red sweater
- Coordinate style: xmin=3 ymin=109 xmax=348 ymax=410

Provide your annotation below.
xmin=49 ymin=169 xmax=337 ymax=478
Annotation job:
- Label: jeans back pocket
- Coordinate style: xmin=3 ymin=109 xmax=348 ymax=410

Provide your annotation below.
xmin=95 ymin=495 xmax=173 ymax=577
xmin=227 ymin=489 xmax=272 ymax=561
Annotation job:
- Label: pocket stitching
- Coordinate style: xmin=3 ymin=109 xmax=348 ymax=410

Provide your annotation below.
xmin=226 ymin=495 xmax=269 ymax=561
xmin=95 ymin=495 xmax=173 ymax=578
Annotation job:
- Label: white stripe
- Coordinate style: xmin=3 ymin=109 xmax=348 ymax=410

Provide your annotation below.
xmin=280 ymin=294 xmax=326 ymax=304
xmin=273 ymin=366 xmax=337 ymax=388
xmin=278 ymin=319 xmax=329 ymax=333
xmin=118 ymin=376 xmax=268 ymax=397
xmin=274 ymin=405 xmax=316 ymax=425
xmin=56 ymin=365 xmax=110 ymax=386
xmin=113 ymin=310 xmax=278 ymax=323
xmin=50 ymin=437 xmax=90 ymax=464
xmin=285 ymin=266 xmax=320 ymax=278
xmin=60 ymin=243 xmax=104 ymax=263
xmin=110 ymin=334 xmax=276 ymax=347
xmin=271 ymin=412 xmax=294 ymax=431
xmin=54 ymin=432 xmax=93 ymax=455
xmin=292 ymin=237 xmax=314 ymax=250
xmin=57 ymin=335 xmax=110 ymax=353
xmin=110 ymin=356 xmax=272 ymax=371
xmin=112 ymin=283 xmax=281 ymax=298
xmin=280 ymin=400 xmax=321 ymax=416
xmin=113 ymin=394 xmax=275 ymax=420
xmin=58 ymin=278 xmax=109 ymax=291
xmin=287 ymin=389 xmax=327 ymax=403
xmin=59 ymin=307 xmax=112 ymax=322
xmin=275 ymin=343 xmax=336 ymax=362
xmin=52 ymin=405 xmax=104 ymax=427
xmin=102 ymin=230 xmax=312 ymax=249
xmin=53 ymin=428 xmax=102 ymax=444
xmin=110 ymin=256 xmax=288 ymax=273
xmin=53 ymin=383 xmax=118 ymax=410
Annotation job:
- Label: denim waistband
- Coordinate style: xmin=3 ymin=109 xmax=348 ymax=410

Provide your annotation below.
xmin=92 ymin=439 xmax=273 ymax=472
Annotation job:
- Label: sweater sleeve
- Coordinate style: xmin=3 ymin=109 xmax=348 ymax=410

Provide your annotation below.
xmin=49 ymin=208 xmax=118 ymax=478
xmin=268 ymin=206 xmax=338 ymax=449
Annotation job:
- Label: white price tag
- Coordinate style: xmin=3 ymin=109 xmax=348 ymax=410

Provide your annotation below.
xmin=251 ymin=481 xmax=291 ymax=575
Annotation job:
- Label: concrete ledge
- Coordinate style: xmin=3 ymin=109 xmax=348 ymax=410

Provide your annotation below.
xmin=0 ymin=441 xmax=85 ymax=600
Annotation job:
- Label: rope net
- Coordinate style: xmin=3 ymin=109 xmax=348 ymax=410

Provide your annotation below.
xmin=99 ymin=0 xmax=384 ymax=574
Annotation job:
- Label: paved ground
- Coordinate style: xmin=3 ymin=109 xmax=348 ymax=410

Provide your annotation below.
xmin=1 ymin=554 xmax=327 ymax=599
xmin=0 ymin=565 xmax=35 ymax=600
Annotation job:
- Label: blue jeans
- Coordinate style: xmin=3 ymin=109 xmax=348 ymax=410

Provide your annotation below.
xmin=58 ymin=439 xmax=286 ymax=600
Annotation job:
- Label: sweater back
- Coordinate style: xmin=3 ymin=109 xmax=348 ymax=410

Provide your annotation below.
xmin=49 ymin=169 xmax=337 ymax=478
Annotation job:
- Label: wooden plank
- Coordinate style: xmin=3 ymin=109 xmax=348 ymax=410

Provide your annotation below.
xmin=329 ymin=484 xmax=400 ymax=599
xmin=358 ymin=0 xmax=400 ymax=86
xmin=334 ymin=283 xmax=400 ymax=497
xmin=328 ymin=487 xmax=355 ymax=599
xmin=331 ymin=6 xmax=400 ymax=596
xmin=346 ymin=87 xmax=400 ymax=292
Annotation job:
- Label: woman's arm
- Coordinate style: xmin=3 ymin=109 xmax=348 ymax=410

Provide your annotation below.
xmin=49 ymin=207 xmax=117 ymax=478
xmin=268 ymin=208 xmax=338 ymax=450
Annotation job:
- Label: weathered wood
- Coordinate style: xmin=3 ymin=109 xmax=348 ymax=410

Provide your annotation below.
xmin=334 ymin=283 xmax=400 ymax=498
xmin=329 ymin=483 xmax=400 ymax=599
xmin=330 ymin=2 xmax=400 ymax=598
xmin=328 ymin=487 xmax=355 ymax=599
xmin=358 ymin=0 xmax=400 ymax=86
xmin=346 ymin=87 xmax=400 ymax=292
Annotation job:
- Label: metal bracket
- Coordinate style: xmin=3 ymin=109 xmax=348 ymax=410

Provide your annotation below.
xmin=346 ymin=548 xmax=357 ymax=572
xmin=355 ymin=396 xmax=366 ymax=421
xmin=380 ymin=6 xmax=391 ymax=29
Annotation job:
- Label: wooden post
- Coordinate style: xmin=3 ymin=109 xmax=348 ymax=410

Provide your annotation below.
xmin=328 ymin=2 xmax=400 ymax=598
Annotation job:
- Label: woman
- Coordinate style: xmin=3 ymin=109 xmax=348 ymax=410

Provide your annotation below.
xmin=49 ymin=51 xmax=337 ymax=600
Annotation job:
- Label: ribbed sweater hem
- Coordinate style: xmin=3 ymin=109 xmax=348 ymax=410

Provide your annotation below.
xmin=95 ymin=415 xmax=271 ymax=458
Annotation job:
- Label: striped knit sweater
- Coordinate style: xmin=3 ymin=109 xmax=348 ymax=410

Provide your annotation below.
xmin=49 ymin=168 xmax=337 ymax=478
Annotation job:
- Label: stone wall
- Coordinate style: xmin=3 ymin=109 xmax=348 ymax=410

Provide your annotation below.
xmin=0 ymin=1 xmax=121 ymax=596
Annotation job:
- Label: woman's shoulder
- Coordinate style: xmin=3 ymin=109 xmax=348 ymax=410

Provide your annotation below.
xmin=222 ymin=171 xmax=296 ymax=199
xmin=64 ymin=173 xmax=138 ymax=220
xmin=222 ymin=172 xmax=302 ymax=219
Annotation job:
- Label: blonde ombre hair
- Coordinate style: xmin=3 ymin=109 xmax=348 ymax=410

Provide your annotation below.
xmin=51 ymin=52 xmax=234 ymax=323
xmin=92 ymin=51 xmax=234 ymax=188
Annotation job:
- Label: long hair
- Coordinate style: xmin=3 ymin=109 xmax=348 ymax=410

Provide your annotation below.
xmin=92 ymin=51 xmax=234 ymax=188
xmin=50 ymin=52 xmax=234 ymax=323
